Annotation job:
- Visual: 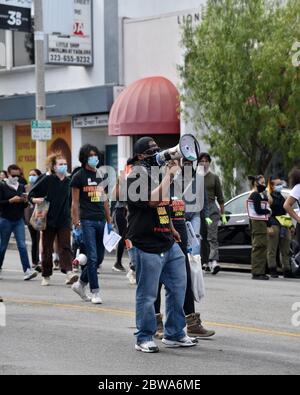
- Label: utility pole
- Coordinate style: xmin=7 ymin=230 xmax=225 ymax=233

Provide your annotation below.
xmin=34 ymin=0 xmax=47 ymax=171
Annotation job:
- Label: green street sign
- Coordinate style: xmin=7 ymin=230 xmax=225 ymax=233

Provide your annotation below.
xmin=31 ymin=120 xmax=52 ymax=141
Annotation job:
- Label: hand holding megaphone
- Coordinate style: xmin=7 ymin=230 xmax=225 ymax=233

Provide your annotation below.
xmin=155 ymin=134 xmax=200 ymax=166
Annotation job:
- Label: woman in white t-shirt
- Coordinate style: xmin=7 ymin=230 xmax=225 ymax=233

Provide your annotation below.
xmin=284 ymin=168 xmax=300 ymax=223
xmin=284 ymin=168 xmax=300 ymax=278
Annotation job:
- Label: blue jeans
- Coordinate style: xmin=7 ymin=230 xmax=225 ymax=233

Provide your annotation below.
xmin=0 ymin=217 xmax=31 ymax=272
xmin=130 ymin=243 xmax=187 ymax=344
xmin=186 ymin=212 xmax=201 ymax=255
xmin=80 ymin=220 xmax=105 ymax=293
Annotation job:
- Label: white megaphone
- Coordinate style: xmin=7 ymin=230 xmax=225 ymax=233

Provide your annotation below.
xmin=155 ymin=134 xmax=200 ymax=166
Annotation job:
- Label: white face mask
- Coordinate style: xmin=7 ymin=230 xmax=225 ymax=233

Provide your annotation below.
xmin=7 ymin=176 xmax=19 ymax=186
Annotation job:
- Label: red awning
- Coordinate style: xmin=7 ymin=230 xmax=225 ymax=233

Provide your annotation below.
xmin=108 ymin=76 xmax=180 ymax=136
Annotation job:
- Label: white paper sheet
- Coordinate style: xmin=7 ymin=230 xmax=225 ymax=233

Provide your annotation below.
xmin=103 ymin=224 xmax=122 ymax=253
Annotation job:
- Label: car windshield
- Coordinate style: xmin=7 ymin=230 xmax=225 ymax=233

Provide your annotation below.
xmin=225 ymin=193 xmax=249 ymax=215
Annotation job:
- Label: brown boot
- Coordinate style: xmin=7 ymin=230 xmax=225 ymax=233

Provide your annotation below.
xmin=154 ymin=313 xmax=164 ymax=340
xmin=186 ymin=313 xmax=215 ymax=338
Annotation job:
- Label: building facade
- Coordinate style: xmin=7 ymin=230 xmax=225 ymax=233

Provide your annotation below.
xmin=0 ymin=0 xmax=206 ymax=176
xmin=0 ymin=0 xmax=120 ymax=176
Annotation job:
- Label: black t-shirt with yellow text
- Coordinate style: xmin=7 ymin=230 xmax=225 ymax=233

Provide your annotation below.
xmin=126 ymin=166 xmax=174 ymax=254
xmin=71 ymin=168 xmax=106 ymax=221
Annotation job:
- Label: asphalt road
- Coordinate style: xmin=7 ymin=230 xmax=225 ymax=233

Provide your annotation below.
xmin=0 ymin=250 xmax=300 ymax=376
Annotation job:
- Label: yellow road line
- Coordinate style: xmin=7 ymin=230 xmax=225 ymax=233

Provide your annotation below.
xmin=4 ymin=298 xmax=300 ymax=339
xmin=205 ymin=322 xmax=300 ymax=339
xmin=6 ymin=298 xmax=134 ymax=317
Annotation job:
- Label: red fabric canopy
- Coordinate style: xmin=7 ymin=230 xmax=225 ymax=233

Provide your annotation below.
xmin=108 ymin=76 xmax=180 ymax=136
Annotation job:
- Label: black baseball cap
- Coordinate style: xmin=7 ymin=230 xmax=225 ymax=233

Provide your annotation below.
xmin=133 ymin=137 xmax=155 ymax=155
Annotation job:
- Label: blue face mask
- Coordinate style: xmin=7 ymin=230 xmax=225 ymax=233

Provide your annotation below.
xmin=274 ymin=185 xmax=284 ymax=193
xmin=88 ymin=156 xmax=99 ymax=169
xmin=56 ymin=165 xmax=68 ymax=175
xmin=29 ymin=175 xmax=38 ymax=184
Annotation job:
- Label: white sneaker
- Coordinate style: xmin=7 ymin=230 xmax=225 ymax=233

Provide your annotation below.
xmin=135 ymin=340 xmax=159 ymax=353
xmin=24 ymin=269 xmax=38 ymax=281
xmin=41 ymin=277 xmax=50 ymax=286
xmin=71 ymin=281 xmax=91 ymax=302
xmin=162 ymin=335 xmax=198 ymax=348
xmin=126 ymin=269 xmax=136 ymax=285
xmin=91 ymin=292 xmax=102 ymax=304
xmin=65 ymin=272 xmax=79 ymax=286
xmin=210 ymin=260 xmax=221 ymax=275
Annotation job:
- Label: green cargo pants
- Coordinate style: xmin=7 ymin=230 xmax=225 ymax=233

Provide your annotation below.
xmin=267 ymin=225 xmax=291 ymax=272
xmin=251 ymin=220 xmax=267 ymax=276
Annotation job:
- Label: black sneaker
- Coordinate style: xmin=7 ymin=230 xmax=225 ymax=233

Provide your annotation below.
xmin=33 ymin=264 xmax=42 ymax=273
xmin=270 ymin=269 xmax=279 ymax=278
xmin=252 ymin=275 xmax=270 ymax=281
xmin=112 ymin=262 xmax=126 ymax=272
xmin=202 ymin=263 xmax=210 ymax=272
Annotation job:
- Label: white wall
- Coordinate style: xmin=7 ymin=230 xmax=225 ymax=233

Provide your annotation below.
xmin=2 ymin=124 xmax=16 ymax=168
xmin=124 ymin=13 xmax=183 ymax=86
xmin=0 ymin=0 xmax=105 ymax=97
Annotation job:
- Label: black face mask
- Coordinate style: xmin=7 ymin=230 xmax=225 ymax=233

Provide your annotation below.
xmin=257 ymin=184 xmax=266 ymax=193
xmin=145 ymin=155 xmax=160 ymax=167
xmin=142 ymin=147 xmax=161 ymax=168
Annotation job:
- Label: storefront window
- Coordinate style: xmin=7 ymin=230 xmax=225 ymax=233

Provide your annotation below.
xmin=13 ymin=31 xmax=34 ymax=67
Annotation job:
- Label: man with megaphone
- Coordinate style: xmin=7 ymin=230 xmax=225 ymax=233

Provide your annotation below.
xmin=126 ymin=137 xmax=198 ymax=353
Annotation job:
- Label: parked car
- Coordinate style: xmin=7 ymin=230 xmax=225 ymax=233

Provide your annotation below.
xmin=218 ymin=189 xmax=296 ymax=265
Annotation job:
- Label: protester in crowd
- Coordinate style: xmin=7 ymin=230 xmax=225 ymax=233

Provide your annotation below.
xmin=154 ymin=172 xmax=215 ymax=339
xmin=284 ymin=168 xmax=300 ymax=278
xmin=25 ymin=168 xmax=42 ymax=270
xmin=248 ymin=175 xmax=271 ymax=280
xmin=0 ymin=170 xmax=8 ymax=182
xmin=198 ymin=153 xmax=227 ymax=275
xmin=29 ymin=153 xmax=78 ymax=287
xmin=126 ymin=137 xmax=197 ymax=353
xmin=267 ymin=177 xmax=294 ymax=278
xmin=111 ymin=169 xmax=128 ymax=273
xmin=0 ymin=164 xmax=38 ymax=280
xmin=70 ymin=144 xmax=112 ymax=304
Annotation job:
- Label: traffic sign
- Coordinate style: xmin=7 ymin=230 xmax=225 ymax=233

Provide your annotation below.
xmin=31 ymin=120 xmax=52 ymax=141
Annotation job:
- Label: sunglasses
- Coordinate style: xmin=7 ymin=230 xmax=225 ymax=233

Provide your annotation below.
xmin=143 ymin=147 xmax=161 ymax=156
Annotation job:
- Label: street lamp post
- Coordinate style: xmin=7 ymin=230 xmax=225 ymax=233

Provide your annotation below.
xmin=34 ymin=0 xmax=47 ymax=172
